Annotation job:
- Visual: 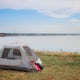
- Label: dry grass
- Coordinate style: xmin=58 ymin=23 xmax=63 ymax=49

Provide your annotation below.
xmin=0 ymin=51 xmax=80 ymax=80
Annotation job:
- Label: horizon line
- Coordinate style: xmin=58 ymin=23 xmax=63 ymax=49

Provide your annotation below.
xmin=0 ymin=33 xmax=80 ymax=37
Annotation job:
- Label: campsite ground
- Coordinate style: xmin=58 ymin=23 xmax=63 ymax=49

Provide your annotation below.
xmin=0 ymin=51 xmax=80 ymax=80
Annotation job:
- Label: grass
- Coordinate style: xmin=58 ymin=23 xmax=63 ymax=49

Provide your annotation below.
xmin=0 ymin=51 xmax=80 ymax=80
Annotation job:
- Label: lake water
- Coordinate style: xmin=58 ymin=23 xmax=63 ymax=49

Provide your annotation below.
xmin=0 ymin=36 xmax=80 ymax=52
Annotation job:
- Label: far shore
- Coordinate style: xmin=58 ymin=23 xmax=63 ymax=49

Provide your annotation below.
xmin=0 ymin=33 xmax=80 ymax=37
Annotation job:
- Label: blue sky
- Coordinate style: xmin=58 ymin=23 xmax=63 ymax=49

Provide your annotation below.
xmin=0 ymin=0 xmax=80 ymax=33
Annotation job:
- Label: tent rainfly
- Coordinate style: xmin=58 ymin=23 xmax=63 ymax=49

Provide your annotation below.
xmin=0 ymin=44 xmax=43 ymax=72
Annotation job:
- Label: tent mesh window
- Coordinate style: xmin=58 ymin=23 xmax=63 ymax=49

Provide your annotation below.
xmin=1 ymin=48 xmax=10 ymax=58
xmin=23 ymin=46 xmax=32 ymax=56
xmin=13 ymin=49 xmax=21 ymax=59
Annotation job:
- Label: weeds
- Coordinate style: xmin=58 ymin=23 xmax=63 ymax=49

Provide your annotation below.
xmin=0 ymin=51 xmax=80 ymax=80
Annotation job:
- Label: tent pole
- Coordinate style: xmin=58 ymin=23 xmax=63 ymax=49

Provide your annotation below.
xmin=17 ymin=42 xmax=35 ymax=72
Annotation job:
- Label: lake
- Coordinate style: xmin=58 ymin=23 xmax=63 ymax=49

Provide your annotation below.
xmin=0 ymin=36 xmax=80 ymax=52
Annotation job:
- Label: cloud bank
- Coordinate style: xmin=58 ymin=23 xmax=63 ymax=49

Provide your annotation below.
xmin=69 ymin=19 xmax=80 ymax=23
xmin=0 ymin=0 xmax=80 ymax=18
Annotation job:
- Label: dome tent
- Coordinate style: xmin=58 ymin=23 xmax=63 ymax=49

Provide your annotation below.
xmin=0 ymin=43 xmax=43 ymax=72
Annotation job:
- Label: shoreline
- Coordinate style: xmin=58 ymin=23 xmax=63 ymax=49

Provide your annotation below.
xmin=0 ymin=33 xmax=80 ymax=37
xmin=35 ymin=50 xmax=80 ymax=56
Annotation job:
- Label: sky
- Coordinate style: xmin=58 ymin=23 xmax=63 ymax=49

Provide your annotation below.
xmin=0 ymin=0 xmax=80 ymax=33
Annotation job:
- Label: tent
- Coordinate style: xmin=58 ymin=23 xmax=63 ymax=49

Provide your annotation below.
xmin=0 ymin=44 xmax=43 ymax=72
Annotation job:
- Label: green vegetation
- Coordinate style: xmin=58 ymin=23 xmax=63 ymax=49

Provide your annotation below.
xmin=0 ymin=51 xmax=80 ymax=80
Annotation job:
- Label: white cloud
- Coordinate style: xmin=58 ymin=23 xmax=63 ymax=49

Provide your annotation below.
xmin=69 ymin=19 xmax=80 ymax=23
xmin=0 ymin=0 xmax=80 ymax=18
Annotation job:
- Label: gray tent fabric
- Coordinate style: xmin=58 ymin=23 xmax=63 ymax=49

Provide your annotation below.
xmin=0 ymin=45 xmax=43 ymax=72
xmin=23 ymin=46 xmax=32 ymax=56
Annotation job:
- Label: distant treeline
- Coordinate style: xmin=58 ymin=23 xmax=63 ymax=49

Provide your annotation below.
xmin=0 ymin=33 xmax=80 ymax=37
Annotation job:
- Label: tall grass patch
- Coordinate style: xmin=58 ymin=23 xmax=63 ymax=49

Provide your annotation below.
xmin=0 ymin=51 xmax=80 ymax=80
